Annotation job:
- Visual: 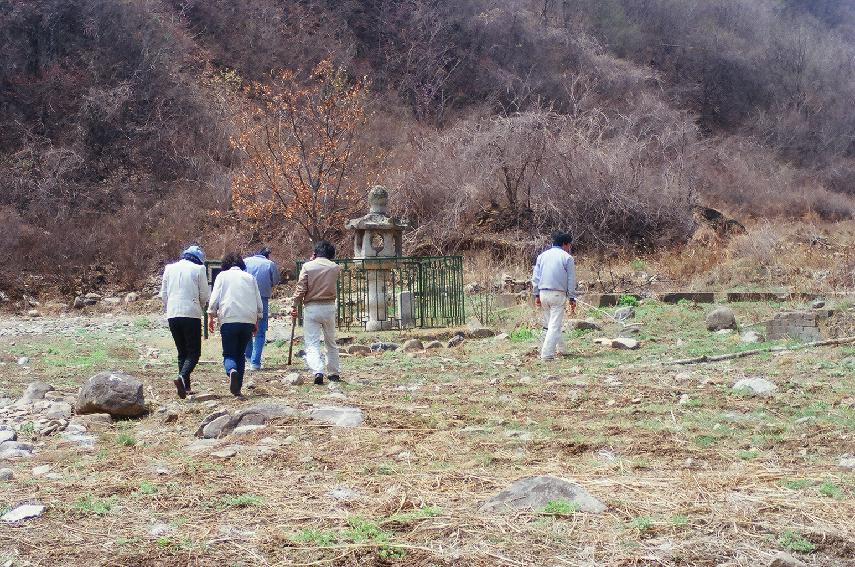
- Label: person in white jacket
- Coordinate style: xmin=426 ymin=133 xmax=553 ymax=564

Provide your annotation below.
xmin=207 ymin=252 xmax=263 ymax=396
xmin=160 ymin=245 xmax=210 ymax=399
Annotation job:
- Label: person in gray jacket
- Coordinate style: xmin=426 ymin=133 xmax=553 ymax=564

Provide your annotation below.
xmin=243 ymin=247 xmax=280 ymax=370
xmin=160 ymin=245 xmax=210 ymax=399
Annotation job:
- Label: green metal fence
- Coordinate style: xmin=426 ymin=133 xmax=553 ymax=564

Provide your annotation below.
xmin=297 ymin=256 xmax=465 ymax=330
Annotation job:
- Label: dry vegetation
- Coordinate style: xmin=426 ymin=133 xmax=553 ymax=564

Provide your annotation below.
xmin=3 ymin=0 xmax=855 ymax=297
xmin=1 ymin=298 xmax=854 ymax=565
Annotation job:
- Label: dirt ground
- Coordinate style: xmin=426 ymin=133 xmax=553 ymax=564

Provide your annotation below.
xmin=1 ymin=298 xmax=854 ymax=566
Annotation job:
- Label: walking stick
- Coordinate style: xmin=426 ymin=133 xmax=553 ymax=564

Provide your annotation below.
xmin=287 ymin=312 xmax=297 ymax=365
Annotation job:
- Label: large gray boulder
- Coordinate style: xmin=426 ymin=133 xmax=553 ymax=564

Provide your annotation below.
xmin=706 ymin=306 xmax=737 ymax=331
xmin=481 ymin=476 xmax=606 ymax=514
xmin=76 ymin=371 xmax=146 ymax=417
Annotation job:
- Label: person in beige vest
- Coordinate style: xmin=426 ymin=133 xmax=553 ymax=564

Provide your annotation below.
xmin=291 ymin=240 xmax=342 ymax=385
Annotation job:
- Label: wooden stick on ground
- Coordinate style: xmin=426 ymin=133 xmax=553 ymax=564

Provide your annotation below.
xmin=666 ymin=336 xmax=855 ymax=365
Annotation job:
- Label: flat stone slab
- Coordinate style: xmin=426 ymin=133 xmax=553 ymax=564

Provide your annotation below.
xmin=481 ymin=475 xmax=606 ymax=514
xmin=732 ymin=377 xmax=777 ymax=396
xmin=3 ymin=503 xmax=46 ymax=523
xmin=211 ymin=447 xmax=238 ymax=459
xmin=304 ymin=406 xmax=364 ymax=427
xmin=660 ymin=292 xmax=715 ymax=304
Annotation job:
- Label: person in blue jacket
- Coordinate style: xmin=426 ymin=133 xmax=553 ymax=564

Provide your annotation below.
xmin=243 ymin=247 xmax=280 ymax=370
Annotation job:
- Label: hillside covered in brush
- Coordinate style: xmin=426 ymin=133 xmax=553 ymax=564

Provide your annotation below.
xmin=2 ymin=0 xmax=855 ymax=294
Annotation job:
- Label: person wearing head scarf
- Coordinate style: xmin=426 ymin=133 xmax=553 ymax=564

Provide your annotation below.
xmin=242 ymin=246 xmax=281 ymax=370
xmin=159 ymin=244 xmax=210 ymax=398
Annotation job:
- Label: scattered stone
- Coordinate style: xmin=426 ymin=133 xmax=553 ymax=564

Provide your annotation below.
xmin=185 ymin=439 xmax=218 ymax=454
xmin=424 ymin=340 xmax=444 ymax=350
xmin=45 ymin=401 xmax=73 ymax=421
xmin=732 ymin=377 xmax=777 ymax=397
xmin=769 ymin=551 xmax=806 ymax=567
xmin=467 ymin=326 xmax=496 ymax=339
xmin=493 ymin=333 xmax=510 ymax=341
xmin=706 ymin=306 xmax=737 ymax=331
xmin=70 ymin=413 xmax=113 ymax=431
xmin=618 ymin=324 xmax=642 ymax=337
xmin=72 ymin=296 xmax=87 ymax=309
xmin=716 ymin=328 xmax=733 ymax=335
xmin=282 ymin=372 xmax=304 ymax=386
xmin=838 ymin=455 xmax=855 ymax=471
xmin=480 ymin=475 xmax=606 ymax=514
xmin=611 ymin=338 xmax=639 ymax=350
xmin=370 ymin=342 xmax=399 ymax=352
xmin=327 ymin=486 xmax=361 ymax=501
xmin=149 ymin=523 xmax=173 ymax=537
xmin=27 ymin=310 xmax=40 ymax=318
xmin=103 ymin=297 xmax=122 ymax=306
xmin=161 ymin=410 xmax=179 ymax=424
xmin=346 ymin=344 xmax=372 ymax=356
xmin=304 ymin=406 xmax=364 ymax=427
xmin=124 ymin=292 xmax=139 ymax=304
xmin=614 ymin=307 xmax=635 ymax=321
xmin=236 ymin=402 xmax=298 ymax=421
xmin=0 ymin=441 xmax=34 ymax=459
xmin=518 ymin=376 xmax=533 ymax=385
xmin=740 ymin=330 xmax=764 ymax=343
xmin=190 ymin=393 xmax=220 ymax=402
xmin=198 ymin=413 xmax=234 ymax=439
xmin=0 ymin=426 xmax=16 ymax=444
xmin=448 ymin=335 xmax=465 ymax=348
xmin=232 ymin=425 xmax=266 ymax=436
xmin=567 ymin=319 xmax=602 ymax=331
xmin=31 ymin=465 xmax=51 ymax=476
xmin=2 ymin=503 xmax=46 ymax=524
xmin=402 ymin=339 xmax=424 ymax=353
xmin=0 ymin=468 xmax=13 ymax=481
xmin=21 ymin=381 xmax=54 ymax=403
xmin=810 ymin=299 xmax=826 ymax=310
xmin=593 ymin=337 xmax=612 ymax=346
xmin=211 ymin=447 xmax=238 ymax=459
xmin=17 ymin=356 xmax=30 ymax=366
xmin=76 ymin=371 xmax=146 ymax=417
xmin=59 ymin=433 xmax=96 ymax=450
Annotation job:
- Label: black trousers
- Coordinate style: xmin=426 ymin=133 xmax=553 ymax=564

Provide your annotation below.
xmin=168 ymin=317 xmax=202 ymax=385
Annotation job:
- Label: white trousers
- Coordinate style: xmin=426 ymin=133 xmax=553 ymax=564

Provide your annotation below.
xmin=540 ymin=291 xmax=568 ymax=360
xmin=304 ymin=303 xmax=340 ymax=375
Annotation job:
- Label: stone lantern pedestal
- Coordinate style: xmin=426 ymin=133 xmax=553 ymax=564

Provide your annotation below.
xmin=346 ymin=186 xmax=408 ymax=332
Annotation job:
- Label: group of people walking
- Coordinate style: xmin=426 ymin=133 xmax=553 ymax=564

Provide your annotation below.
xmin=159 ymin=241 xmax=342 ymax=398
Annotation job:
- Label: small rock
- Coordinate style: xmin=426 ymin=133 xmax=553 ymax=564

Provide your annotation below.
xmin=346 ymin=344 xmax=372 ymax=356
xmin=838 ymin=456 xmax=855 ymax=471
xmin=0 ymin=441 xmax=34 ymax=459
xmin=448 ymin=335 xmax=465 ymax=348
xmin=467 ymin=327 xmax=496 ymax=339
xmin=59 ymin=433 xmax=96 ymax=450
xmin=70 ymin=413 xmax=113 ymax=431
xmin=149 ymin=523 xmax=173 ymax=537
xmin=327 ymin=486 xmax=361 ymax=501
xmin=424 ymin=340 xmax=444 ymax=350
xmin=716 ymin=328 xmax=733 ymax=335
xmin=103 ymin=297 xmax=122 ymax=306
xmin=519 ymin=376 xmax=533 ymax=385
xmin=0 ymin=468 xmax=14 ymax=480
xmin=769 ymin=551 xmax=806 ymax=567
xmin=76 ymin=371 xmax=146 ymax=417
xmin=190 ymin=393 xmax=220 ymax=402
xmin=45 ymin=401 xmax=72 ymax=421
xmin=232 ymin=425 xmax=266 ymax=436
xmin=614 ymin=307 xmax=635 ymax=322
xmin=304 ymin=406 xmax=364 ymax=427
xmin=21 ymin=381 xmax=54 ymax=403
xmin=618 ymin=324 xmax=642 ymax=337
xmin=2 ymin=503 xmax=46 ymax=523
xmin=567 ymin=319 xmax=602 ymax=331
xmin=740 ymin=330 xmax=764 ymax=344
xmin=370 ymin=342 xmax=399 ymax=352
xmin=611 ymin=338 xmax=639 ymax=350
xmin=211 ymin=447 xmax=238 ymax=459
xmin=480 ymin=475 xmax=606 ymax=514
xmin=72 ymin=296 xmax=87 ymax=309
xmin=401 ymin=339 xmax=424 ymax=353
xmin=161 ymin=410 xmax=179 ymax=424
xmin=810 ymin=299 xmax=826 ymax=310
xmin=732 ymin=377 xmax=777 ymax=397
xmin=31 ymin=465 xmax=51 ymax=476
xmin=282 ymin=372 xmax=304 ymax=386
xmin=17 ymin=356 xmax=30 ymax=365
xmin=706 ymin=306 xmax=737 ymax=331
xmin=0 ymin=426 xmax=16 ymax=444
xmin=199 ymin=413 xmax=235 ymax=439
xmin=124 ymin=292 xmax=139 ymax=304
xmin=185 ymin=439 xmax=218 ymax=454
xmin=493 ymin=333 xmax=510 ymax=341
xmin=27 ymin=310 xmax=40 ymax=318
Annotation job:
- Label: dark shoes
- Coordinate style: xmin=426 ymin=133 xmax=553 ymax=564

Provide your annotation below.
xmin=229 ymin=369 xmax=242 ymax=396
xmin=328 ymin=375 xmax=342 ymax=383
xmin=182 ymin=376 xmax=194 ymax=395
xmin=314 ymin=373 xmax=325 ymax=385
xmin=173 ymin=376 xmax=187 ymax=399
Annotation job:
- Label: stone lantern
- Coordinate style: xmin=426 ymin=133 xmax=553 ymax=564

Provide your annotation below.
xmin=346 ymin=186 xmax=409 ymax=331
